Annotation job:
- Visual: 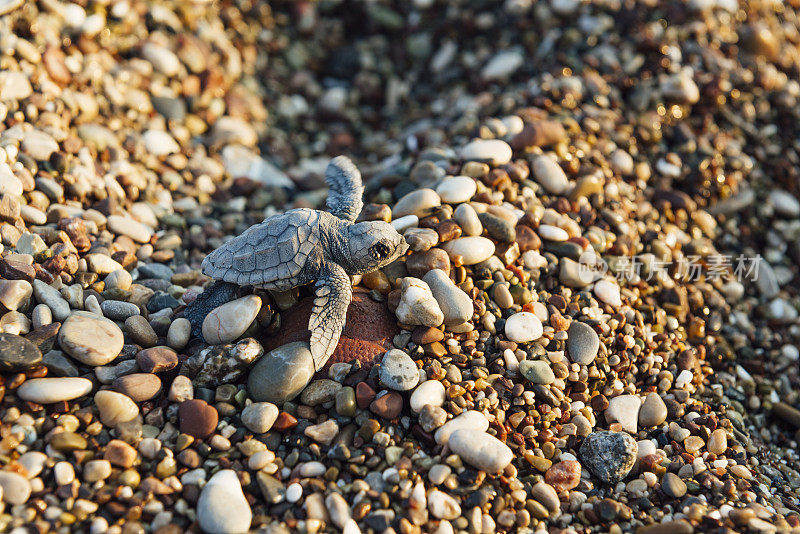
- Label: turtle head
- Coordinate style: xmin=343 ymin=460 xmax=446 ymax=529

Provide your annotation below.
xmin=343 ymin=221 xmax=408 ymax=274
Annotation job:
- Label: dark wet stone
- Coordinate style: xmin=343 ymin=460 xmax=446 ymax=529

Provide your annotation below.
xmin=146 ymin=292 xmax=181 ymax=313
xmin=0 ymin=333 xmax=42 ymax=372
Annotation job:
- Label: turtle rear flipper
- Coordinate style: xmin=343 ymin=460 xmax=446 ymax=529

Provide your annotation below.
xmin=325 ymin=156 xmax=364 ymax=223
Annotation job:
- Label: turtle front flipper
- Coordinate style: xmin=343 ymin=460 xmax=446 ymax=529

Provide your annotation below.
xmin=308 ymin=262 xmax=352 ymax=370
xmin=325 ymin=156 xmax=364 ymax=223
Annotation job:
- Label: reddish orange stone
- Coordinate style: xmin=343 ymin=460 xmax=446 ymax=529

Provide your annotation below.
xmin=272 ymin=412 xmax=298 ymax=432
xmin=545 ymin=460 xmax=582 ymax=492
xmin=264 ymin=287 xmax=398 ymax=372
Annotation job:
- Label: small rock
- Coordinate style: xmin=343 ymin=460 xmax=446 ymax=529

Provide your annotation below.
xmin=59 ymin=311 xmax=124 ymax=366
xmin=638 ymin=392 xmax=668 ymax=428
xmin=567 ymin=321 xmax=600 ymax=365
xmin=435 ymin=176 xmax=476 ymax=204
xmin=247 ymin=342 xmax=314 ymax=404
xmin=107 ymin=215 xmax=153 ymax=244
xmin=434 ymin=410 xmax=488 ymax=445
xmin=532 ymin=155 xmax=569 ymax=195
xmin=453 ymin=204 xmax=482 ymax=236
xmin=369 ymin=391 xmax=403 ymax=419
xmin=241 ymin=402 xmax=279 ymax=434
xmin=179 ymin=399 xmax=219 ymax=439
xmin=142 ymin=130 xmax=180 ymax=157
xmin=32 ymin=280 xmax=70 ymax=322
xmin=448 ymin=429 xmax=513 ymax=473
xmin=113 ymin=374 xmax=162 ymax=402
xmin=580 ymin=431 xmax=638 ymax=484
xmin=393 ymin=189 xmax=441 ymax=219
xmin=0 ymin=471 xmax=31 ymax=505
xmin=461 ymin=139 xmax=512 ymax=166
xmin=304 ymin=419 xmax=339 ymax=445
xmin=410 ymin=380 xmax=446 ymax=413
xmin=0 ymin=280 xmax=32 ymax=311
xmin=202 ymin=295 xmax=262 ymax=345
xmin=197 ymin=470 xmax=252 ymax=534
xmin=606 ymin=394 xmax=641 ymax=434
xmin=594 ymin=279 xmax=622 ymax=307
xmin=167 ymin=318 xmax=191 ymax=350
xmin=94 ymin=390 xmax=139 ymax=427
xmin=519 ymin=360 xmax=555 ymax=384
xmin=504 ymin=312 xmax=543 ymax=343
xmin=0 ymin=333 xmax=41 ymax=371
xmin=545 ymin=460 xmax=582 ymax=492
xmin=427 ymin=490 xmax=461 ymax=520
xmin=182 ymin=338 xmax=263 ymax=388
xmin=395 ymin=278 xmax=444 ymax=327
xmin=440 ymin=236 xmax=495 ymax=265
xmin=136 ymin=346 xmax=179 ymax=373
xmin=379 ymin=349 xmax=420 ymax=391
xmin=661 ymin=472 xmax=687 ymax=498
xmin=17 ymin=377 xmax=93 ymax=403
xmin=481 ymin=50 xmax=524 ymax=80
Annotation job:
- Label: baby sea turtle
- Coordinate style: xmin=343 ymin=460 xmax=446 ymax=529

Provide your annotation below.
xmin=197 ymin=156 xmax=408 ymax=369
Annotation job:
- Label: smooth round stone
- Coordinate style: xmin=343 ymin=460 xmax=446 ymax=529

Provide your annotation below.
xmin=531 ymin=482 xmax=560 ymax=513
xmin=104 ymin=269 xmax=132 ymax=291
xmin=532 ymin=155 xmax=569 ymax=194
xmin=436 ymin=176 xmax=476 ymax=204
xmin=94 ymin=390 xmax=139 ymax=427
xmin=538 ymin=224 xmax=569 ymax=241
xmin=403 ymin=227 xmax=439 ymax=252
xmin=453 ymin=203 xmax=482 ymax=236
xmin=141 ymin=42 xmax=181 ymax=76
xmin=108 ymin=214 xmax=153 ymax=243
xmin=59 ymin=311 xmax=124 ymax=366
xmin=567 ymin=321 xmax=600 ymax=365
xmin=410 ymin=380 xmax=446 ymax=413
xmin=393 ymin=189 xmax=441 ymax=219
xmin=580 ymin=431 xmax=638 ymax=484
xmin=113 ymin=374 xmax=162 ymax=402
xmin=504 ymin=312 xmax=543 ymax=343
xmin=247 ymin=342 xmax=314 ymax=404
xmin=661 ymin=472 xmax=687 ymax=498
xmin=100 ymin=300 xmax=140 ymax=321
xmin=84 ymin=253 xmax=123 ymax=275
xmin=142 ymin=130 xmax=180 ymax=157
xmin=0 ymin=280 xmax=32 ymax=311
xmin=0 ymin=333 xmax=41 ymax=371
xmin=427 ymin=490 xmax=461 ymax=520
xmin=167 ymin=318 xmax=191 ymax=350
xmin=21 ymin=129 xmax=59 ymax=160
xmin=481 ymin=50 xmax=523 ymax=80
xmin=460 ymin=139 xmax=512 ymax=166
xmin=391 ymin=214 xmax=419 ymax=233
xmin=197 ymin=470 xmax=253 ymax=534
xmin=202 ymin=295 xmax=262 ymax=345
xmin=638 ymin=392 xmax=668 ymax=428
xmin=594 ymin=279 xmax=622 ymax=308
xmin=434 ymin=410 xmax=489 ymax=445
xmin=179 ymin=399 xmax=219 ymax=438
xmin=519 ymin=360 xmax=555 ymax=385
xmin=379 ymin=349 xmax=419 ymax=391
xmin=422 ymin=269 xmax=472 ymax=326
xmin=707 ymin=428 xmax=727 ymax=456
xmin=0 ymin=471 xmax=31 ymax=505
xmin=605 ymin=394 xmax=641 ymax=434
xmin=395 ymin=278 xmax=444 ymax=327
xmin=300 ymin=379 xmax=342 ymax=406
xmin=769 ymin=190 xmax=800 ymax=218
xmin=32 ymin=280 xmax=70 ymax=322
xmin=17 ymin=377 xmax=92 ymax=403
xmin=448 ymin=429 xmax=513 ymax=473
xmin=241 ymin=402 xmax=279 ymax=434
xmin=440 ymin=236 xmax=495 ymax=265
xmin=18 ymin=451 xmax=47 ymax=479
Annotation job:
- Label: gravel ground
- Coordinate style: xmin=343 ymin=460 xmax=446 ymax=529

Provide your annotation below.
xmin=0 ymin=1 xmax=800 ymax=533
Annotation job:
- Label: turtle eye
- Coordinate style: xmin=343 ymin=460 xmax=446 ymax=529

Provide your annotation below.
xmin=370 ymin=242 xmax=391 ymax=259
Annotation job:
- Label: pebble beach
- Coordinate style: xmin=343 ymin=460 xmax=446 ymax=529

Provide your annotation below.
xmin=0 ymin=0 xmax=800 ymax=533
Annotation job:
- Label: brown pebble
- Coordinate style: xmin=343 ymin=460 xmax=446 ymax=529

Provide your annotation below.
xmin=178 ymin=400 xmax=218 ymax=439
xmin=370 ymin=392 xmax=403 ymax=419
xmin=272 ymin=412 xmax=297 ymax=432
xmin=356 ymin=382 xmax=376 ymax=409
xmin=545 ymin=460 xmax=581 ymax=492
xmin=136 ymin=347 xmax=178 ymax=373
xmin=113 ymin=374 xmax=162 ymax=402
xmin=104 ymin=439 xmax=137 ymax=468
